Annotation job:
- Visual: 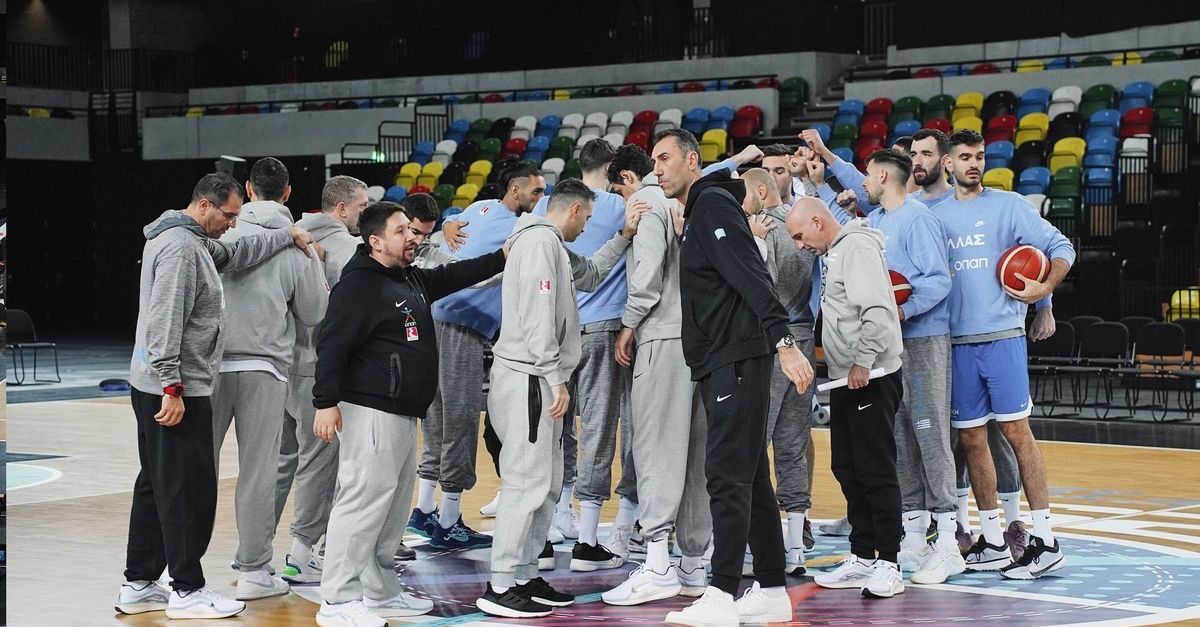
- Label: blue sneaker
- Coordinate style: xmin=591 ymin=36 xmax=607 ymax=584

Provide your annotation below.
xmin=430 ymin=516 xmax=493 ymax=549
xmin=407 ymin=508 xmax=439 ymax=538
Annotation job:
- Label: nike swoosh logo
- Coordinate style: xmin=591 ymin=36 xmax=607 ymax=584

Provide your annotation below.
xmin=858 ymin=403 xmax=872 ymax=410
xmin=988 ymin=515 xmax=999 ymax=520
xmin=717 ymin=394 xmax=732 ymax=402
xmin=395 ymin=300 xmax=406 ymax=308
xmin=1030 ymin=555 xmax=1060 ymax=576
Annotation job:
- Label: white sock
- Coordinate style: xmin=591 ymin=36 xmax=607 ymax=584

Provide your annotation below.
xmin=1030 ymin=508 xmax=1054 ymax=545
xmin=556 ymin=484 xmax=575 ymax=513
xmin=438 ymin=492 xmax=462 ymax=529
xmin=956 ymin=488 xmax=972 ymax=534
xmin=492 ymin=585 xmax=509 ymax=594
xmin=786 ymin=512 xmax=807 ymax=551
xmin=647 ymin=538 xmax=670 ymax=573
xmin=579 ymin=500 xmax=602 ymax=545
xmin=290 ymin=538 xmax=312 ymax=564
xmin=902 ymin=510 xmax=927 ymax=550
xmin=417 ymin=478 xmax=437 ymax=514
xmin=515 ymin=578 xmax=529 ymax=586
xmin=998 ymin=492 xmax=1022 ymax=526
xmin=979 ymin=508 xmax=1003 ymax=546
xmin=680 ymin=555 xmax=703 ymax=573
xmin=934 ymin=511 xmax=958 ymax=553
xmin=615 ymin=497 xmax=638 ymax=528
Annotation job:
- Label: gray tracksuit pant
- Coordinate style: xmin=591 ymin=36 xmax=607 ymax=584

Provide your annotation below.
xmin=212 ymin=370 xmax=287 ymax=572
xmin=766 ymin=323 xmax=817 ymax=513
xmin=568 ymin=327 xmax=633 ymax=503
xmin=893 ymin=335 xmax=957 ymax=513
xmin=320 ymin=403 xmax=418 ymax=604
xmin=275 ymin=373 xmax=338 ymax=546
xmin=488 ymin=362 xmax=563 ymax=589
xmin=630 ymin=338 xmax=712 ymax=556
xmin=421 ymin=321 xmax=489 ymax=493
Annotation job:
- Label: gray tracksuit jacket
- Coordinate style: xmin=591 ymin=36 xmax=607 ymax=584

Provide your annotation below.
xmin=130 ymin=210 xmax=295 ymax=396
xmin=621 ymin=174 xmax=682 ymax=343
xmin=216 ymin=201 xmax=329 ymax=377
xmin=761 ymin=203 xmax=817 ymax=325
xmin=289 ymin=212 xmax=361 ymax=377
xmin=819 ymin=219 xmax=904 ymax=379
xmin=492 ymin=213 xmax=630 ymax=387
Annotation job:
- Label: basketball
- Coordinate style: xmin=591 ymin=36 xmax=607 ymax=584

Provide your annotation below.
xmin=890 ymin=269 xmax=912 ymax=305
xmin=997 ymin=245 xmax=1050 ymax=291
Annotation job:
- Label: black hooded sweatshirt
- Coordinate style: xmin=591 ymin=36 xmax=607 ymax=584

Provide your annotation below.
xmin=313 ymin=244 xmax=505 ymax=417
xmin=679 ymin=169 xmax=791 ymax=380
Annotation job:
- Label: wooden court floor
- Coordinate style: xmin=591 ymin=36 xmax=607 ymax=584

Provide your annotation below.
xmin=6 ymin=396 xmax=1200 ymax=626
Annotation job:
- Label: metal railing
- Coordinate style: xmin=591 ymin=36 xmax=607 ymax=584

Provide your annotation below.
xmin=863 ymin=1 xmax=895 ymax=57
xmin=7 ymin=43 xmax=195 ymax=92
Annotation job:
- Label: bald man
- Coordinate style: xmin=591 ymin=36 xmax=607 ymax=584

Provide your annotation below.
xmin=786 ymin=199 xmax=906 ymax=600
xmin=741 ymin=168 xmax=819 ymax=575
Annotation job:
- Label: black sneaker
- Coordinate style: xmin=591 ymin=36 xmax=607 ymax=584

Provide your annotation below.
xmin=395 ymin=543 xmax=416 ymax=561
xmin=538 ymin=541 xmax=556 ymax=571
xmin=1001 ymin=536 xmax=1065 ymax=580
xmin=516 ymin=577 xmax=575 ymax=607
xmin=803 ymin=518 xmax=816 ymax=551
xmin=475 ymin=583 xmax=553 ymax=618
xmin=569 ymin=542 xmax=624 ymax=572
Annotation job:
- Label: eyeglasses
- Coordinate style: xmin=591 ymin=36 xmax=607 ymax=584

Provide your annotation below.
xmin=217 ymin=208 xmax=239 ymax=221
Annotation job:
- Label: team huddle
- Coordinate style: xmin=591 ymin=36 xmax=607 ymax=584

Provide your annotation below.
xmin=115 ymin=124 xmax=1074 ymax=626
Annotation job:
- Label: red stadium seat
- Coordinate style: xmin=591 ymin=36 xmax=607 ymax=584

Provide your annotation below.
xmin=866 ymin=98 xmax=893 ymax=116
xmin=223 ymin=105 xmax=239 ymax=115
xmin=482 ymin=93 xmax=506 ymax=103
xmin=618 ymin=85 xmax=639 ymax=97
xmin=855 ymin=136 xmax=884 ymax=152
xmin=924 ymin=117 xmax=952 ymax=133
xmin=735 ymin=105 xmax=763 ymax=133
xmin=502 ymin=138 xmax=527 ymax=159
xmin=238 ymin=104 xmax=260 ymax=114
xmin=855 ymin=144 xmax=880 ymax=169
xmin=984 ymin=113 xmax=1018 ymax=142
xmin=1119 ymin=107 xmax=1153 ymax=138
xmin=319 ymin=101 xmax=337 ymax=111
xmin=680 ymin=82 xmax=705 ymax=93
xmin=755 ymin=77 xmax=780 ymax=89
xmin=861 ymin=112 xmax=888 ymax=127
xmin=624 ymin=130 xmax=649 ymax=151
xmin=409 ymin=184 xmax=432 ymax=195
xmin=860 ymin=120 xmax=888 ymax=140
xmin=631 ymin=110 xmax=658 ymax=135
xmin=730 ymin=118 xmax=756 ymax=139
xmin=970 ymin=63 xmax=1001 ymax=75
xmin=914 ymin=67 xmax=941 ymax=78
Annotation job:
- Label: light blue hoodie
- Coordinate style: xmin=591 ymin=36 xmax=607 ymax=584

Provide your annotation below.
xmin=534 ymin=187 xmax=628 ymax=326
xmin=931 ymin=188 xmax=1075 ymax=339
xmin=909 ymin=186 xmax=955 ymax=208
xmin=431 ymin=198 xmax=517 ymax=338
xmin=865 ymin=198 xmax=951 ymax=339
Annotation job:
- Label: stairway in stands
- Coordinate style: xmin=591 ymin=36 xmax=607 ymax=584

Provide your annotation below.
xmin=766 ymin=54 xmax=888 ymax=143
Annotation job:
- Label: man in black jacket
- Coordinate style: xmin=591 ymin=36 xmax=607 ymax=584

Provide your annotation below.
xmin=651 ymin=129 xmax=813 ymax=627
xmin=310 ymin=201 xmax=506 ymax=627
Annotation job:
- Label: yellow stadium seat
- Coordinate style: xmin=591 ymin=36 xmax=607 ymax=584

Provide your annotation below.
xmin=185 ymin=106 xmax=205 ymax=118
xmin=1016 ymin=111 xmax=1050 ymax=142
xmin=982 ymin=167 xmax=1014 ymax=191
xmin=27 ymin=108 xmax=51 ymax=118
xmin=953 ymin=116 xmax=983 ymax=134
xmin=955 ymin=91 xmax=984 ymax=113
xmin=451 ymin=183 xmax=480 ymax=207
xmin=1048 ymin=137 xmax=1086 ymax=173
xmin=951 ymin=106 xmax=978 ymax=122
xmin=1111 ymin=51 xmax=1142 ymax=65
xmin=465 ymin=160 xmax=493 ymax=188
xmin=1017 ymin=60 xmax=1045 ymax=73
xmin=395 ymin=162 xmax=421 ymax=188
xmin=416 ymin=162 xmax=445 ymax=189
xmin=700 ymin=129 xmax=727 ymax=163
xmin=552 ymin=89 xmax=570 ymax=101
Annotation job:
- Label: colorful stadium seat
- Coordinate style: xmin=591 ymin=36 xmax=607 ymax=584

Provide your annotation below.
xmin=465 ymin=160 xmax=493 ymax=187
xmin=1017 ymin=60 xmax=1045 ymax=73
xmin=432 ymin=139 xmax=458 ymax=166
xmin=511 ymin=115 xmax=538 ymax=141
xmin=985 ymin=141 xmax=1015 ymax=170
xmin=1016 ymin=166 xmax=1051 ymax=195
xmin=541 ymin=158 xmax=565 ymax=185
xmin=1048 ymin=137 xmax=1087 ymax=174
xmin=625 ymin=130 xmax=649 ymax=151
xmin=502 ymin=138 xmax=527 ymax=160
xmin=700 ymin=129 xmax=728 ymax=163
xmin=416 ymin=162 xmax=445 ymax=189
xmin=953 ymin=116 xmax=983 ymax=134
xmin=535 ymin=115 xmax=562 ymax=140
xmin=581 ymin=112 xmax=608 ymax=137
xmin=1119 ymin=107 xmax=1154 ymax=138
xmin=985 ymin=114 xmax=1018 ymax=143
xmin=923 ymin=117 xmax=952 ymax=134
xmin=655 ymin=108 xmax=683 ymax=134
xmin=396 ymin=162 xmax=421 ymax=188
xmin=451 ymin=183 xmax=480 ymax=207
xmin=608 ymin=110 xmax=634 ymax=136
xmin=1015 ymin=112 xmax=1050 ymax=146
xmin=384 ymin=185 xmax=407 ymax=202
xmin=982 ymin=167 xmax=1014 ymax=190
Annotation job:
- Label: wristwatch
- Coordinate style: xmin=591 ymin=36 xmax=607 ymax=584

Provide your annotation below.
xmin=775 ymin=334 xmax=796 ymax=350
xmin=163 ymin=383 xmax=185 ymax=397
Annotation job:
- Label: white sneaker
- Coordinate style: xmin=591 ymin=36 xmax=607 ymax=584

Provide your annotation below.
xmin=165 ymin=587 xmax=246 ymax=620
xmin=678 ymin=561 xmax=708 ymax=597
xmin=553 ymin=508 xmax=581 ymax=539
xmin=364 ymin=590 xmax=435 ymax=617
xmin=605 ymin=523 xmax=634 ymax=561
xmin=316 ymin=600 xmax=386 ymax=627
xmin=602 ymin=564 xmax=683 ymax=606
xmin=236 ymin=568 xmax=291 ymax=600
xmin=785 ymin=547 xmax=806 ymax=575
xmin=911 ymin=547 xmax=967 ymax=585
xmin=548 ymin=525 xmax=565 ymax=544
xmin=734 ymin=581 xmax=793 ymax=624
xmin=898 ymin=543 xmax=933 ymax=572
xmin=814 ymin=555 xmax=875 ymax=589
xmin=115 ymin=580 xmax=170 ymax=614
xmin=862 ymin=561 xmax=904 ymax=598
xmin=480 ymin=490 xmax=500 ymax=518
xmin=282 ymin=553 xmax=323 ymax=584
xmin=664 ymin=586 xmax=739 ymax=627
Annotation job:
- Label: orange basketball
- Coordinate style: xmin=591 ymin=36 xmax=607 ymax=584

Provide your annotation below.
xmin=997 ymin=244 xmax=1049 ymax=291
xmin=889 ymin=270 xmax=912 ymax=305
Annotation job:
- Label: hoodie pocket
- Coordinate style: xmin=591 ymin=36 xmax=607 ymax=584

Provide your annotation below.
xmin=389 ymin=353 xmax=404 ymax=400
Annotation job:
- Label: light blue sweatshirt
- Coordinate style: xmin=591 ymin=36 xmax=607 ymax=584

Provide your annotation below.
xmin=431 ymin=198 xmax=516 ymax=338
xmin=533 ymin=187 xmax=628 ymax=325
xmin=817 ymin=155 xmax=881 ymax=215
xmin=864 ymin=198 xmax=951 ymax=338
xmin=931 ymin=188 xmax=1075 ymax=338
xmin=909 ymin=186 xmax=955 ymax=208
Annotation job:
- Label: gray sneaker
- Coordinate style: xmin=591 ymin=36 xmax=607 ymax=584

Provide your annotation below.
xmin=818 ymin=516 xmax=852 ymax=537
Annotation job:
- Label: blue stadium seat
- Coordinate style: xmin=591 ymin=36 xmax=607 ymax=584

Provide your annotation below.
xmin=1086 ymin=134 xmax=1118 ymax=159
xmin=413 ymin=140 xmax=435 ymax=157
xmin=837 ymin=100 xmax=865 ymax=118
xmin=683 ymin=108 xmax=710 ymax=135
xmin=985 ymin=141 xmax=1015 ymax=170
xmin=446 ymin=118 xmax=470 ymax=142
xmin=535 ymin=115 xmax=562 ymax=140
xmin=1016 ymin=166 xmax=1051 ymax=195
xmin=893 ymin=119 xmax=921 ymax=136
xmin=1016 ymin=88 xmax=1052 ymax=119
xmin=705 ymin=80 xmax=724 ymax=91
xmin=707 ymin=106 xmax=734 ymax=131
xmin=1085 ymin=167 xmax=1114 ymax=202
xmin=657 ymin=83 xmax=675 ymax=94
xmin=1118 ymin=81 xmax=1154 ymax=114
xmin=1088 ymin=109 xmax=1121 ymax=135
xmin=1045 ymin=57 xmax=1073 ymax=70
xmin=383 ymin=185 xmax=407 ymax=202
xmin=941 ymin=65 xmax=967 ymax=76
xmin=832 ymin=147 xmax=855 ymax=163
xmin=809 ymin=123 xmax=832 ymax=144
xmin=523 ymin=135 xmax=550 ymax=164
xmin=832 ymin=113 xmax=860 ymax=128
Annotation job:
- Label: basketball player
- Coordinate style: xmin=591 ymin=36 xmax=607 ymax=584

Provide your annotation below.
xmin=932 ymin=130 xmax=1073 ymax=579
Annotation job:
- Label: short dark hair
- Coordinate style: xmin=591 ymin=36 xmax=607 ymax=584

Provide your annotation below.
xmin=358 ymin=201 xmax=404 ymax=243
xmin=578 ymin=138 xmax=616 ymax=173
xmin=865 ymin=148 xmax=914 ymax=183
xmin=607 ymin=144 xmax=654 ymax=184
xmin=761 ymin=144 xmax=793 ymax=158
xmin=191 ymin=172 xmax=243 ymax=207
xmin=652 ymin=128 xmax=700 ymax=159
xmin=546 ymin=178 xmax=597 ymax=211
xmin=399 ymin=193 xmax=440 ymax=223
xmin=911 ymin=128 xmax=950 ymax=155
xmin=249 ymin=157 xmax=289 ymax=201
xmin=498 ymin=161 xmax=542 ymax=193
xmin=892 ymin=136 xmax=913 ymax=152
xmin=947 ymin=129 xmax=985 ymax=151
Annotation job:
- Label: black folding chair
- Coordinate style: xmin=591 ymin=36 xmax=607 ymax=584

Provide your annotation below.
xmin=1059 ymin=321 xmax=1128 ymax=419
xmin=1027 ymin=320 xmax=1076 ymax=417
xmin=5 ymin=309 xmax=61 ymax=384
xmin=1121 ymin=322 xmax=1191 ymax=422
xmin=1067 ymin=315 xmax=1103 ymax=354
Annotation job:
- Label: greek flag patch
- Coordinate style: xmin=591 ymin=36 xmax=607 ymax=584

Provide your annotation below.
xmin=714 ymin=228 xmax=726 ymax=240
